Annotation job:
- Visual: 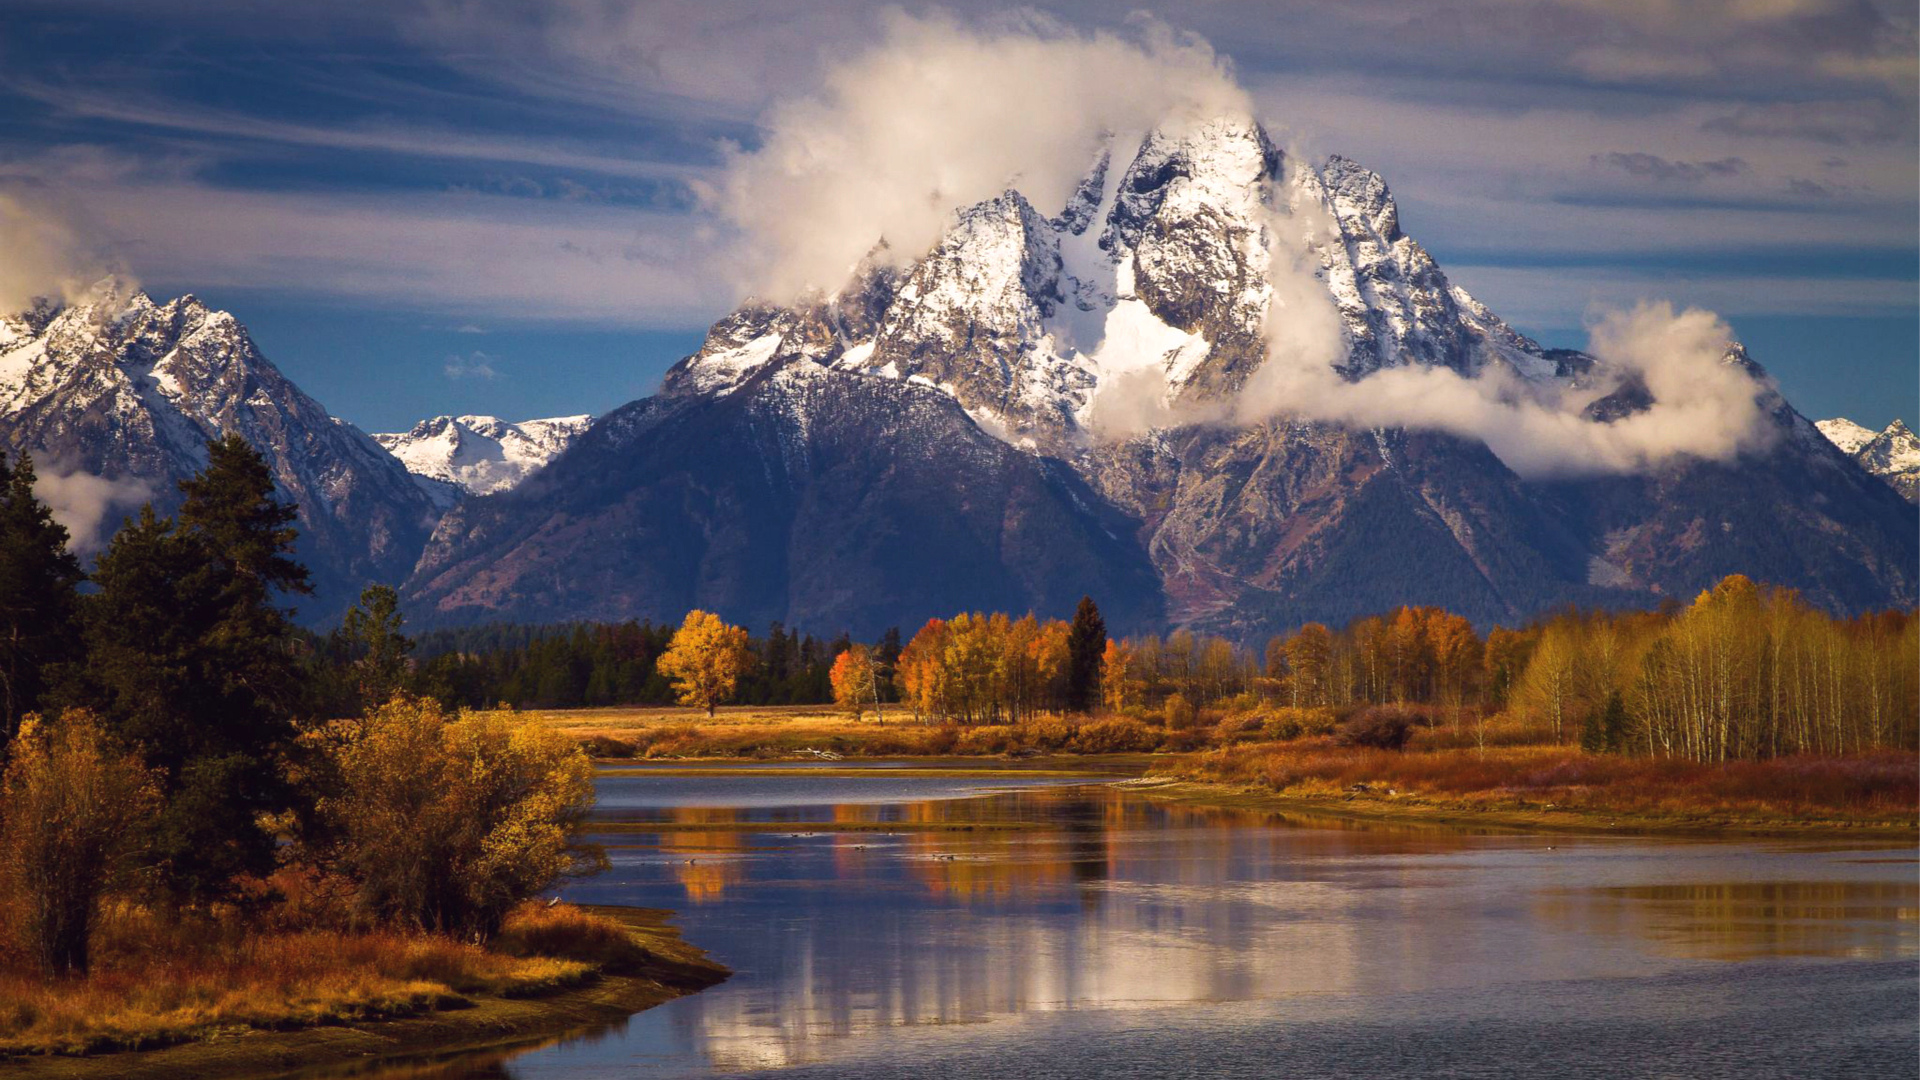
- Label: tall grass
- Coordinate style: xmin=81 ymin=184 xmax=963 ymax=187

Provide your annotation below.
xmin=0 ymin=901 xmax=635 ymax=1057
xmin=1168 ymin=741 xmax=1919 ymax=822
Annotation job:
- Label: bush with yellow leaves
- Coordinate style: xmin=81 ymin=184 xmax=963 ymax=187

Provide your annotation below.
xmin=307 ymin=697 xmax=606 ymax=941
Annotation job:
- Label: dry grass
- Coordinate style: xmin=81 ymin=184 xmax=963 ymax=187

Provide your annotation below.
xmin=515 ymin=704 xmax=1218 ymax=758
xmin=0 ymin=902 xmax=648 ymax=1058
xmin=1165 ymin=740 xmax=1920 ymax=824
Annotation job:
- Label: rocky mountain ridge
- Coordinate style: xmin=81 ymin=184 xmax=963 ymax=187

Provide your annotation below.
xmin=1819 ymin=417 xmax=1919 ymax=501
xmin=373 ymin=413 xmax=592 ymax=504
xmin=0 ymin=279 xmax=441 ymax=622
xmin=407 ymin=118 xmax=1916 ymax=636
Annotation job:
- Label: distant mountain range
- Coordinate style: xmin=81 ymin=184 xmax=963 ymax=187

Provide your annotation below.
xmin=373 ymin=414 xmax=592 ymax=506
xmin=2 ymin=118 xmax=1913 ymax=635
xmin=1817 ymin=418 xmax=1919 ymax=502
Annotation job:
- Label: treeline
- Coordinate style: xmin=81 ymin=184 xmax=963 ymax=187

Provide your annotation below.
xmin=894 ymin=581 xmax=1916 ymax=763
xmin=320 ymin=620 xmax=901 ymax=714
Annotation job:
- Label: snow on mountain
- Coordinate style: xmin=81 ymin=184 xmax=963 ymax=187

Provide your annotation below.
xmin=0 ymin=279 xmax=443 ymax=621
xmin=665 ymin=115 xmax=1561 ymax=455
xmin=373 ymin=414 xmax=592 ymax=501
xmin=419 ymin=116 xmax=1916 ymax=635
xmin=1823 ymin=417 xmax=1920 ymax=501
xmin=1816 ymin=417 xmax=1878 ymax=455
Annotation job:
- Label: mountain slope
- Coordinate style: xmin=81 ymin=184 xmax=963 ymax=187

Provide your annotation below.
xmin=408 ymin=119 xmax=1915 ymax=637
xmin=0 ymin=280 xmax=442 ymax=622
xmin=374 ymin=413 xmax=591 ymax=503
xmin=408 ymin=356 xmax=1162 ymax=636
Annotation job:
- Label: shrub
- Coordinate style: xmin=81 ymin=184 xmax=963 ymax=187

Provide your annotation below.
xmin=1161 ymin=694 xmax=1199 ymax=731
xmin=0 ymin=711 xmax=159 ymax=975
xmin=1262 ymin=707 xmax=1338 ymax=741
xmin=954 ymin=725 xmax=1015 ymax=755
xmin=1070 ymin=718 xmax=1159 ymax=753
xmin=308 ymin=698 xmax=606 ymax=941
xmin=579 ymin=735 xmax=638 ymax=759
xmin=1015 ymin=715 xmax=1075 ymax=752
xmin=1338 ymin=705 xmax=1416 ymax=751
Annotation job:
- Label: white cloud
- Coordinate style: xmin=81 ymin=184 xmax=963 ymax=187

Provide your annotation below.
xmin=444 ymin=350 xmax=502 ymax=380
xmin=712 ymin=10 xmax=1251 ymax=300
xmin=33 ymin=468 xmax=149 ymax=552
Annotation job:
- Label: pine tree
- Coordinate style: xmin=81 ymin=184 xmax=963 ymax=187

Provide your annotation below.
xmin=340 ymin=584 xmax=413 ymax=710
xmin=83 ymin=435 xmax=312 ymax=906
xmin=1065 ymin=596 xmax=1107 ymax=713
xmin=0 ymin=452 xmax=84 ymax=753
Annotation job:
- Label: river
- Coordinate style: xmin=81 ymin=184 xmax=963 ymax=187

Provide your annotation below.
xmin=328 ymin=762 xmax=1918 ymax=1079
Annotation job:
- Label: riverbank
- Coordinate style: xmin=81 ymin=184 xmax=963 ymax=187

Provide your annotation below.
xmin=1147 ymin=744 xmax=1920 ymax=838
xmin=0 ymin=906 xmax=727 ymax=1080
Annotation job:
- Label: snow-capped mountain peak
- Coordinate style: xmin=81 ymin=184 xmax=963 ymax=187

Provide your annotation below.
xmin=373 ymin=413 xmax=592 ymax=499
xmin=661 ymin=118 xmax=1575 ymax=457
xmin=1817 ymin=417 xmax=1879 ymax=455
xmin=0 ymin=283 xmax=441 ymax=619
xmin=1822 ymin=417 xmax=1919 ymax=502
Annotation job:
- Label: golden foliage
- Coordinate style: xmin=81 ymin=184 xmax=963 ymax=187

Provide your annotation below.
xmin=311 ymin=697 xmax=603 ymax=939
xmin=0 ymin=710 xmax=158 ymax=975
xmin=656 ymin=610 xmax=752 ymax=717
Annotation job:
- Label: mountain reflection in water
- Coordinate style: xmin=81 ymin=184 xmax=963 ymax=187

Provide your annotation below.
xmin=309 ymin=765 xmax=1918 ymax=1080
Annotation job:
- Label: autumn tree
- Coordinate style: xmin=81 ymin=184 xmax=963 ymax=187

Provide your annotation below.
xmin=1101 ymin=639 xmax=1146 ymax=711
xmin=896 ymin=618 xmax=952 ymax=720
xmin=0 ymin=711 xmax=158 ymax=974
xmin=657 ymin=610 xmax=752 ymax=717
xmin=0 ymin=452 xmax=84 ymax=754
xmin=830 ymin=644 xmax=883 ymax=721
xmin=310 ymin=697 xmax=602 ymax=939
xmin=1285 ymin=624 xmax=1333 ymax=708
xmin=1065 ymin=596 xmax=1106 ymax=712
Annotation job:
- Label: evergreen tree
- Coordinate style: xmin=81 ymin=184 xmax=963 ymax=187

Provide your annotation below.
xmin=339 ymin=584 xmax=413 ymax=710
xmin=0 ymin=452 xmax=84 ymax=753
xmin=84 ymin=435 xmax=311 ymax=906
xmin=1065 ymin=596 xmax=1107 ymax=712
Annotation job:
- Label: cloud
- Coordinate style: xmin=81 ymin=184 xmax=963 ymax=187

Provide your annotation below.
xmin=713 ymin=10 xmax=1251 ymax=300
xmin=1221 ymin=197 xmax=1776 ymax=476
xmin=1702 ymin=100 xmax=1913 ymax=144
xmin=1593 ymin=152 xmax=1749 ymax=182
xmin=0 ymin=191 xmax=121 ymax=312
xmin=33 ymin=469 xmax=149 ymax=552
xmin=444 ymin=350 xmax=502 ymax=380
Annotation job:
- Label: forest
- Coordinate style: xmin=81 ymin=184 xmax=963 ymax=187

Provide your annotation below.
xmin=372 ymin=584 xmax=1917 ymax=766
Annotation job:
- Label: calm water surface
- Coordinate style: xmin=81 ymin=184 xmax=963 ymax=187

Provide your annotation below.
xmin=327 ymin=763 xmax=1918 ymax=1079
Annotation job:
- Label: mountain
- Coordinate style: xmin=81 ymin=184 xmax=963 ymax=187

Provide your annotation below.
xmin=0 ymin=279 xmax=442 ymax=622
xmin=405 ymin=118 xmax=1913 ymax=637
xmin=1818 ymin=417 xmax=1919 ymax=502
xmin=406 ymin=357 xmax=1163 ymax=634
xmin=373 ymin=414 xmax=592 ymax=504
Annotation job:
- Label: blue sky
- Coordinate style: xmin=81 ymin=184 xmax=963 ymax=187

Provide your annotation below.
xmin=1 ymin=0 xmax=1913 ymax=433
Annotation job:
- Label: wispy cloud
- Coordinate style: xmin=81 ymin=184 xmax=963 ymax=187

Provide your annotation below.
xmin=1593 ymin=152 xmax=1749 ymax=183
xmin=444 ymin=350 xmax=502 ymax=380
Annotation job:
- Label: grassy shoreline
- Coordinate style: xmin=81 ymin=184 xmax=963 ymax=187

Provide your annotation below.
xmin=1123 ymin=778 xmax=1920 ymax=839
xmin=542 ymin=705 xmax=1919 ymax=839
xmin=0 ymin=906 xmax=727 ymax=1080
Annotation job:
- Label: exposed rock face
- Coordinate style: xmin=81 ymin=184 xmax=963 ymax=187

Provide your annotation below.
xmin=1820 ymin=417 xmax=1920 ymax=502
xmin=0 ymin=280 xmax=442 ymax=623
xmin=400 ymin=117 xmax=1916 ymax=636
xmin=374 ymin=414 xmax=592 ymax=503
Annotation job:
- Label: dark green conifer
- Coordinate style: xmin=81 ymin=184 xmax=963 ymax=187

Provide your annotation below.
xmin=0 ymin=451 xmax=85 ymax=752
xmin=1065 ymin=596 xmax=1107 ymax=713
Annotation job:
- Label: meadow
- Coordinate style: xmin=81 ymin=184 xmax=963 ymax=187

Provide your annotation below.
xmin=519 ymin=703 xmax=1920 ymax=835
